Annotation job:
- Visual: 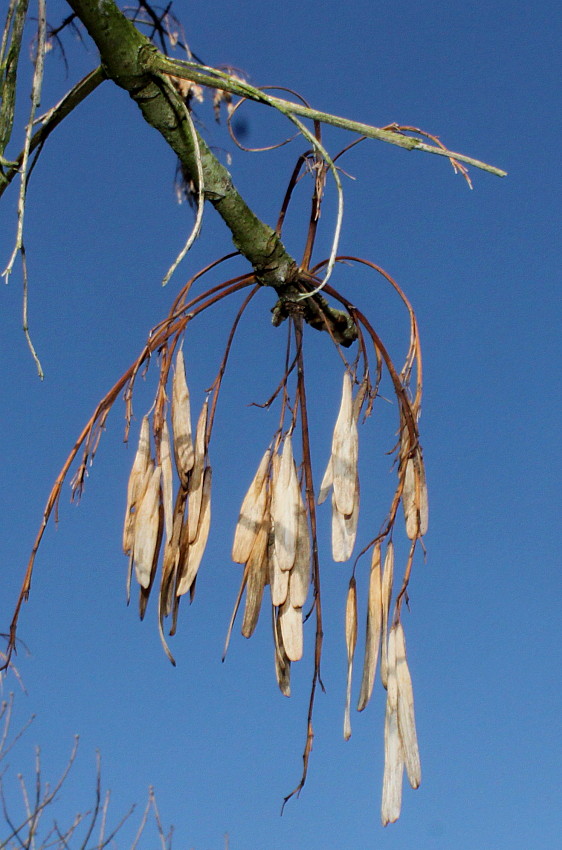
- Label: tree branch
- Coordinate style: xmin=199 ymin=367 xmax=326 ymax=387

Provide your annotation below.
xmin=62 ymin=0 xmax=358 ymax=345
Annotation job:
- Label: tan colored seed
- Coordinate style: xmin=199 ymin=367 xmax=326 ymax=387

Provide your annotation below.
xmin=273 ymin=608 xmax=291 ymax=697
xmin=160 ymin=420 xmax=174 ymax=543
xmin=331 ymin=373 xmax=358 ymax=517
xmin=279 ymin=597 xmax=303 ymax=662
xmin=331 ymin=474 xmax=359 ymax=562
xmin=232 ymin=448 xmax=270 ymax=564
xmin=357 ymin=542 xmax=383 ymax=711
xmin=241 ymin=514 xmax=269 ymax=638
xmin=271 ymin=435 xmax=299 ymax=573
xmin=268 ymin=520 xmax=289 ymax=606
xmin=344 ymin=577 xmax=357 ymax=741
xmin=380 ymin=540 xmax=394 ymax=688
xmin=381 ymin=626 xmax=404 ymax=826
xmin=171 ymin=349 xmax=194 ymax=485
xmin=187 ymin=399 xmax=208 ymax=543
xmin=123 ymin=416 xmax=151 ymax=554
xmin=132 ymin=464 xmax=162 ymax=589
xmin=177 ymin=466 xmax=211 ymax=596
xmin=289 ymin=495 xmax=311 ymax=608
xmin=395 ymin=623 xmax=421 ymax=789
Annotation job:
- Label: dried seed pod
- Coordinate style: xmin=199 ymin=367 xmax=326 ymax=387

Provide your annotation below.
xmin=344 ymin=577 xmax=357 ymax=741
xmin=289 ymin=496 xmax=311 ymax=608
xmin=187 ymin=399 xmax=208 ymax=543
xmin=273 ymin=609 xmax=291 ymax=697
xmin=395 ymin=623 xmax=421 ymax=789
xmin=232 ymin=448 xmax=271 ymax=564
xmin=241 ymin=513 xmax=269 ymax=638
xmin=331 ymin=474 xmax=359 ymax=562
xmin=271 ymin=435 xmax=299 ymax=572
xmin=357 ymin=542 xmax=383 ymax=711
xmin=160 ymin=420 xmax=174 ymax=543
xmin=132 ymin=464 xmax=162 ymax=589
xmin=331 ymin=373 xmax=359 ymax=517
xmin=381 ymin=626 xmax=404 ymax=826
xmin=279 ymin=597 xmax=303 ymax=662
xmin=177 ymin=466 xmax=211 ymax=596
xmin=171 ymin=349 xmax=194 ymax=485
xmin=380 ymin=540 xmax=395 ymax=689
xmin=123 ymin=416 xmax=151 ymax=554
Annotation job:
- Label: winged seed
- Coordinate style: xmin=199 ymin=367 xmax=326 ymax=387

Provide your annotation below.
xmin=271 ymin=436 xmax=299 ymax=572
xmin=177 ymin=466 xmax=211 ymax=595
xmin=132 ymin=465 xmax=162 ymax=589
xmin=160 ymin=420 xmax=174 ymax=543
xmin=344 ymin=577 xmax=357 ymax=740
xmin=123 ymin=416 xmax=151 ymax=554
xmin=279 ymin=597 xmax=303 ymax=662
xmin=380 ymin=540 xmax=395 ymax=689
xmin=232 ymin=448 xmax=270 ymax=564
xmin=395 ymin=623 xmax=421 ymax=789
xmin=241 ymin=515 xmax=269 ymax=638
xmin=331 ymin=373 xmax=358 ymax=517
xmin=273 ymin=609 xmax=291 ymax=697
xmin=187 ymin=400 xmax=208 ymax=543
xmin=171 ymin=350 xmax=194 ymax=484
xmin=331 ymin=474 xmax=359 ymax=562
xmin=357 ymin=542 xmax=382 ymax=711
xmin=289 ymin=497 xmax=311 ymax=608
xmin=381 ymin=627 xmax=404 ymax=826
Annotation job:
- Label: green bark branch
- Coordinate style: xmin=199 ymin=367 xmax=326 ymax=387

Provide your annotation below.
xmin=146 ymin=54 xmax=507 ymax=179
xmin=0 ymin=66 xmax=105 ymax=197
xmin=64 ymin=0 xmax=299 ymax=289
xmin=62 ymin=0 xmax=358 ymax=344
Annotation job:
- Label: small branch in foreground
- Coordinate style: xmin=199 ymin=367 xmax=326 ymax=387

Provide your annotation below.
xmin=146 ymin=52 xmax=507 ymax=179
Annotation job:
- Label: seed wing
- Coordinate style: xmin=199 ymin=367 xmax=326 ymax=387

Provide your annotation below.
xmin=357 ymin=542 xmax=382 ymax=711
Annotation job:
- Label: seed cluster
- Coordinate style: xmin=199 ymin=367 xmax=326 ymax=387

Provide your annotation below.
xmin=123 ymin=349 xmax=211 ymax=661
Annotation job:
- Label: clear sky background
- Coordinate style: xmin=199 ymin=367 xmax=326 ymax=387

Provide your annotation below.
xmin=1 ymin=0 xmax=560 ymax=848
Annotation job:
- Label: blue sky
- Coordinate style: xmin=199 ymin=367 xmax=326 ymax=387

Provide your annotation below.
xmin=1 ymin=0 xmax=560 ymax=847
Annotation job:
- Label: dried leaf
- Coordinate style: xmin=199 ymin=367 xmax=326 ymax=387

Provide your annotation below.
xmin=331 ymin=373 xmax=358 ymax=517
xmin=380 ymin=540 xmax=395 ymax=688
xmin=160 ymin=420 xmax=174 ymax=543
xmin=132 ymin=465 xmax=162 ymax=589
xmin=344 ymin=577 xmax=357 ymax=741
xmin=331 ymin=474 xmax=359 ymax=562
xmin=123 ymin=416 xmax=151 ymax=554
xmin=231 ymin=448 xmax=270 ymax=564
xmin=241 ymin=514 xmax=269 ymax=638
xmin=279 ymin=597 xmax=303 ymax=662
xmin=187 ymin=399 xmax=208 ymax=543
xmin=381 ymin=627 xmax=404 ymax=826
xmin=171 ymin=349 xmax=194 ymax=485
xmin=395 ymin=623 xmax=421 ymax=789
xmin=177 ymin=466 xmax=211 ymax=595
xmin=358 ymin=542 xmax=382 ymax=711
